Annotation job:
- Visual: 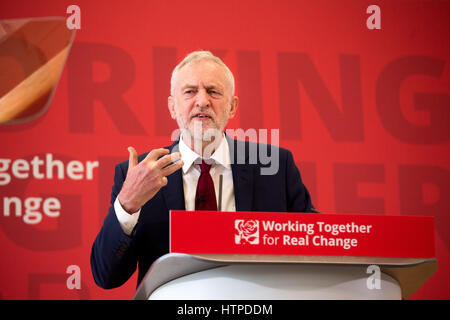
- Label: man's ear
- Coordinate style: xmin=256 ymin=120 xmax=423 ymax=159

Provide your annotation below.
xmin=168 ymin=96 xmax=176 ymax=119
xmin=228 ymin=96 xmax=239 ymax=119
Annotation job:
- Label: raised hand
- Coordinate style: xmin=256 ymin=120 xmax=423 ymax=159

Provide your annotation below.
xmin=117 ymin=147 xmax=183 ymax=214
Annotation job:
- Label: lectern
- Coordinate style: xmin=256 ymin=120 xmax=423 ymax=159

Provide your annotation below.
xmin=134 ymin=211 xmax=437 ymax=300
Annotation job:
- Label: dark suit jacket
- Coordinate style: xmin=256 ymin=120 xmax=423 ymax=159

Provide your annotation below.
xmin=91 ymin=136 xmax=315 ymax=289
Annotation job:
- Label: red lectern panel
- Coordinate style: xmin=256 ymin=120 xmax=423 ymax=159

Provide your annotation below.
xmin=170 ymin=211 xmax=434 ymax=259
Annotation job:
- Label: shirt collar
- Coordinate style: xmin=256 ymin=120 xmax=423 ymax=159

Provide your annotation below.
xmin=178 ymin=134 xmax=231 ymax=173
xmin=210 ymin=134 xmax=231 ymax=169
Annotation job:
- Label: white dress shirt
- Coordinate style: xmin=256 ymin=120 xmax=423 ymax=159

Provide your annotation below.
xmin=115 ymin=134 xmax=236 ymax=235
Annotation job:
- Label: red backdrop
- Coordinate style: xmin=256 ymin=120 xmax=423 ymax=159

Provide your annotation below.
xmin=0 ymin=0 xmax=449 ymax=299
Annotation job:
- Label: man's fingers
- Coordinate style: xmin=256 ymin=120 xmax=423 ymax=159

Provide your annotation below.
xmin=143 ymin=148 xmax=170 ymax=162
xmin=127 ymin=146 xmax=138 ymax=171
xmin=155 ymin=152 xmax=182 ymax=169
xmin=160 ymin=159 xmax=184 ymax=177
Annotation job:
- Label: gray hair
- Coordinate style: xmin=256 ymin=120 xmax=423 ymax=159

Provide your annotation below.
xmin=170 ymin=50 xmax=235 ymax=97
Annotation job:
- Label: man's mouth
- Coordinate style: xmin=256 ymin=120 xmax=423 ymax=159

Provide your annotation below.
xmin=191 ymin=113 xmax=212 ymax=120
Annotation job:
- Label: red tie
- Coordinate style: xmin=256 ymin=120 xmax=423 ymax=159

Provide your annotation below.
xmin=195 ymin=160 xmax=217 ymax=211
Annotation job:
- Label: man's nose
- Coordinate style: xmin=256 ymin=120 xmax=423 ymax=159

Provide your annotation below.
xmin=195 ymin=89 xmax=210 ymax=108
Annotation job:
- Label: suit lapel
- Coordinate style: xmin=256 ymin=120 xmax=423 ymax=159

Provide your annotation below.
xmin=162 ymin=140 xmax=185 ymax=211
xmin=227 ymin=136 xmax=254 ymax=211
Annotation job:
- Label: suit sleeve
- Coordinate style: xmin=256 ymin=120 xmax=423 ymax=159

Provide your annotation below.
xmin=285 ymin=150 xmax=316 ymax=213
xmin=90 ymin=162 xmax=138 ymax=289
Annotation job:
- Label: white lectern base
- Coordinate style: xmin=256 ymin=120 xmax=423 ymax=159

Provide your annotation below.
xmin=149 ymin=264 xmax=401 ymax=300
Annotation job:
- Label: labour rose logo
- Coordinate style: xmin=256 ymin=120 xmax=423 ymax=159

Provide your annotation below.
xmin=235 ymin=220 xmax=259 ymax=245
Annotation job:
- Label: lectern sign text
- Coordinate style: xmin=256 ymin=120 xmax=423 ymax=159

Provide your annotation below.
xmin=170 ymin=211 xmax=435 ymax=258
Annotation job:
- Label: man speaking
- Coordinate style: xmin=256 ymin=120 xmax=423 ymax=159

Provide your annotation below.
xmin=91 ymin=51 xmax=316 ymax=289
